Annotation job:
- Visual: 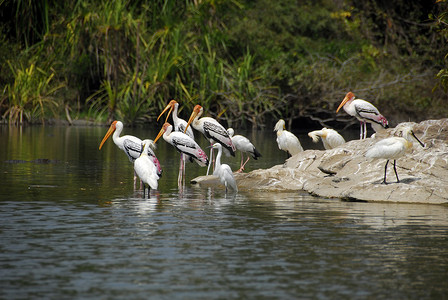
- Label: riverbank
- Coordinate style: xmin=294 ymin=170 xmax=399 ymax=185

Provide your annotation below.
xmin=192 ymin=119 xmax=448 ymax=205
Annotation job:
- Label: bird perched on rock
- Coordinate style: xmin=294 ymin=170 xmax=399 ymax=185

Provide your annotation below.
xmin=365 ymin=126 xmax=424 ymax=184
xmin=227 ymin=128 xmax=261 ymax=172
xmin=336 ymin=91 xmax=388 ymax=140
xmin=274 ymin=119 xmax=303 ymax=157
xmin=308 ymin=128 xmax=345 ymax=150
xmin=134 ymin=140 xmax=160 ymax=197
xmin=212 ymin=143 xmax=238 ymax=194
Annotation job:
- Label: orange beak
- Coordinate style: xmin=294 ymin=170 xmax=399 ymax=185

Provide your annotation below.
xmin=153 ymin=123 xmax=169 ymax=144
xmin=184 ymin=105 xmax=201 ymax=134
xmin=157 ymin=100 xmax=177 ymax=123
xmin=336 ymin=92 xmax=354 ymax=113
xmin=99 ymin=121 xmax=117 ymax=150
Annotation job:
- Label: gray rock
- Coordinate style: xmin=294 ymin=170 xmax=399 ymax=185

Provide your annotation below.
xmin=192 ymin=119 xmax=448 ymax=204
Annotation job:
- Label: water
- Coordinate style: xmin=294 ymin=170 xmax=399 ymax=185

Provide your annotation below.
xmin=1 ymin=125 xmax=448 ymax=299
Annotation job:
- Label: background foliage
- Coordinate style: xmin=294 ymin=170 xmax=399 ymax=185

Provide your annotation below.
xmin=0 ymin=0 xmax=447 ymax=128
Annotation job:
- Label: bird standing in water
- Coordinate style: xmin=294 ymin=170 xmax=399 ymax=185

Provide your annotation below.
xmin=154 ymin=122 xmax=208 ymax=186
xmin=365 ymin=126 xmax=425 ymax=184
xmin=212 ymin=143 xmax=238 ymax=194
xmin=185 ymin=104 xmax=235 ymax=175
xmin=336 ymin=92 xmax=388 ymax=140
xmin=99 ymin=120 xmax=162 ymax=185
xmin=134 ymin=140 xmax=160 ymax=197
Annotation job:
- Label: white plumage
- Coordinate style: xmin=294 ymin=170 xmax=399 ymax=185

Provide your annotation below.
xmin=158 ymin=99 xmax=195 ymax=140
xmin=154 ymin=122 xmax=208 ymax=186
xmin=274 ymin=119 xmax=303 ymax=157
xmin=134 ymin=140 xmax=159 ymax=197
xmin=212 ymin=143 xmax=238 ymax=193
xmin=99 ymin=120 xmax=162 ymax=184
xmin=366 ymin=126 xmax=425 ymax=184
xmin=308 ymin=128 xmax=345 ymax=150
xmin=336 ymin=91 xmax=389 ymax=139
xmin=185 ymin=104 xmax=235 ymax=175
xmin=227 ymin=128 xmax=261 ymax=172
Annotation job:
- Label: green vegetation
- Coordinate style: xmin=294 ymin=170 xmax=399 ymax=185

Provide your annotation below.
xmin=0 ymin=0 xmax=447 ymax=128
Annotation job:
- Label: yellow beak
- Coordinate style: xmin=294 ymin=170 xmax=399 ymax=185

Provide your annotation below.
xmin=336 ymin=95 xmax=350 ymax=113
xmin=184 ymin=110 xmax=198 ymax=134
xmin=153 ymin=126 xmax=166 ymax=144
xmin=99 ymin=123 xmax=116 ymax=150
xmin=157 ymin=101 xmax=175 ymax=123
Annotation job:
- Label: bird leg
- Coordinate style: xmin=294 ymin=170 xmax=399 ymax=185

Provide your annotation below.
xmin=393 ymin=160 xmax=400 ymax=183
xmin=359 ymin=121 xmax=363 ymax=140
xmin=382 ymin=160 xmax=389 ymax=184
xmin=206 ymin=146 xmax=214 ymax=176
xmin=363 ymin=121 xmax=367 ymax=139
xmin=238 ymin=156 xmax=251 ymax=173
xmin=178 ymin=154 xmax=183 ymax=187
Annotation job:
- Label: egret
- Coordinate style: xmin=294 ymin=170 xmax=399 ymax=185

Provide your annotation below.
xmin=154 ymin=122 xmax=208 ymax=186
xmin=99 ymin=120 xmax=162 ymax=182
xmin=308 ymin=128 xmax=345 ymax=150
xmin=134 ymin=140 xmax=160 ymax=197
xmin=212 ymin=143 xmax=238 ymax=194
xmin=185 ymin=104 xmax=235 ymax=175
xmin=365 ymin=126 xmax=425 ymax=184
xmin=336 ymin=91 xmax=388 ymax=140
xmin=227 ymin=128 xmax=261 ymax=172
xmin=274 ymin=119 xmax=303 ymax=157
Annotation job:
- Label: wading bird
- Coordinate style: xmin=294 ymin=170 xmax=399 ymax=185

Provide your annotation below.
xmin=134 ymin=140 xmax=160 ymax=197
xmin=154 ymin=122 xmax=208 ymax=186
xmin=365 ymin=126 xmax=425 ymax=184
xmin=99 ymin=121 xmax=162 ymax=183
xmin=308 ymin=127 xmax=346 ymax=150
xmin=158 ymin=100 xmax=195 ymax=178
xmin=158 ymin=99 xmax=195 ymax=140
xmin=227 ymin=128 xmax=261 ymax=172
xmin=212 ymin=143 xmax=238 ymax=194
xmin=336 ymin=91 xmax=389 ymax=140
xmin=274 ymin=119 xmax=303 ymax=157
xmin=185 ymin=104 xmax=235 ymax=175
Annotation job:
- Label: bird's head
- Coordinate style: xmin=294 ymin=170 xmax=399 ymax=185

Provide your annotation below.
xmin=274 ymin=119 xmax=285 ymax=132
xmin=227 ymin=128 xmax=234 ymax=137
xmin=99 ymin=120 xmax=119 ymax=150
xmin=157 ymin=99 xmax=178 ymax=123
xmin=336 ymin=92 xmax=355 ymax=113
xmin=185 ymin=104 xmax=203 ymax=134
xmin=210 ymin=143 xmax=222 ymax=150
xmin=401 ymin=126 xmax=425 ymax=148
xmin=153 ymin=123 xmax=172 ymax=144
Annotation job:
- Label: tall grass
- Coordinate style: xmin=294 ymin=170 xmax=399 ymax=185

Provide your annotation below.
xmin=1 ymin=62 xmax=63 ymax=124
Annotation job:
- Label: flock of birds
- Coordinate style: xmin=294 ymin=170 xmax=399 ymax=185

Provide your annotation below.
xmin=99 ymin=92 xmax=425 ymax=197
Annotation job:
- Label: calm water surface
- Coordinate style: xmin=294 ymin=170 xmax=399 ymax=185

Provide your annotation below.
xmin=1 ymin=125 xmax=447 ymax=299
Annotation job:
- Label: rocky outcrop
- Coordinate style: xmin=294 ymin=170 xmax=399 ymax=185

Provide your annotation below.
xmin=192 ymin=119 xmax=448 ymax=205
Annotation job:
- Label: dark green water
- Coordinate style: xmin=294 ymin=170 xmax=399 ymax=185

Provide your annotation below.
xmin=1 ymin=125 xmax=447 ymax=299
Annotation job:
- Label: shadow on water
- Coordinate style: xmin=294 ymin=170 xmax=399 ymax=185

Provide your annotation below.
xmin=1 ymin=125 xmax=448 ymax=299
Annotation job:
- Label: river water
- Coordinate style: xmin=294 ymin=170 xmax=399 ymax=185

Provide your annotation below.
xmin=1 ymin=125 xmax=447 ymax=299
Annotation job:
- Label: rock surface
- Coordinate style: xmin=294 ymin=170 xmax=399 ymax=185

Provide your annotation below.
xmin=192 ymin=119 xmax=448 ymax=205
